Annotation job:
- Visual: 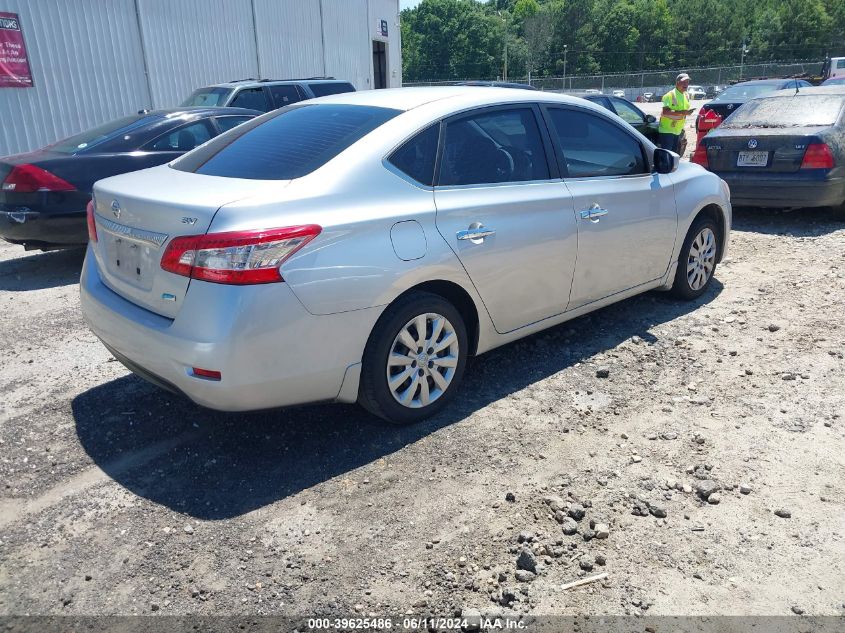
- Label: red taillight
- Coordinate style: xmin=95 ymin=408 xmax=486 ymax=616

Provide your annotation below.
xmin=86 ymin=200 xmax=98 ymax=243
xmin=1 ymin=164 xmax=75 ymax=192
xmin=800 ymin=143 xmax=835 ymax=169
xmin=691 ymin=143 xmax=709 ymax=169
xmin=192 ymin=368 xmax=221 ymax=381
xmin=696 ymin=108 xmax=722 ymax=132
xmin=160 ymin=225 xmax=322 ymax=285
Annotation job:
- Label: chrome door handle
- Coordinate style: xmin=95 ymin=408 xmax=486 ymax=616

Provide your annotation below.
xmin=457 ymin=226 xmax=496 ymax=242
xmin=580 ymin=204 xmax=609 ymax=222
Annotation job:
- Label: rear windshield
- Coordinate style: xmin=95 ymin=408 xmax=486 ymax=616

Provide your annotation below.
xmin=180 ymin=87 xmax=231 ymax=107
xmin=722 ymin=95 xmax=845 ymax=128
xmin=309 ymin=82 xmax=355 ymax=97
xmin=171 ymin=104 xmax=400 ymax=180
xmin=49 ymin=115 xmax=152 ymax=153
xmin=716 ymin=83 xmax=783 ymax=101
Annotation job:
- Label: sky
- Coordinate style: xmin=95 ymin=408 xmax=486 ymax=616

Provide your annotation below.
xmin=400 ymin=0 xmax=420 ymax=8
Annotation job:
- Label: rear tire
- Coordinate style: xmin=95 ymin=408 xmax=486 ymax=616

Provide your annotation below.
xmin=358 ymin=291 xmax=468 ymax=425
xmin=671 ymin=217 xmax=719 ymax=300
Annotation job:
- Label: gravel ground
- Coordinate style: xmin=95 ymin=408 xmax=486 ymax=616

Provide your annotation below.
xmin=1 ymin=196 xmax=844 ymax=618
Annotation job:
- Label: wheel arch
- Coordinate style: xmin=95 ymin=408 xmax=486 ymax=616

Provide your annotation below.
xmin=691 ymin=203 xmax=728 ymax=262
xmin=392 ymin=280 xmax=481 ymax=357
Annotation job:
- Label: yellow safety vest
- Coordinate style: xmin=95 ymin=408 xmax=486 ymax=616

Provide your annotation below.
xmin=659 ymin=88 xmax=690 ymax=135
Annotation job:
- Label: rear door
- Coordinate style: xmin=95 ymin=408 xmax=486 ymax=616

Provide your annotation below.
xmin=268 ymin=84 xmax=305 ymax=109
xmin=433 ymin=105 xmax=578 ymax=334
xmin=229 ymin=87 xmax=271 ymax=111
xmin=543 ymin=105 xmax=677 ymax=308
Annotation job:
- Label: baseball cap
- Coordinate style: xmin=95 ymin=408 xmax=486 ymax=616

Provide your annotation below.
xmin=676 ymin=73 xmax=690 ymax=82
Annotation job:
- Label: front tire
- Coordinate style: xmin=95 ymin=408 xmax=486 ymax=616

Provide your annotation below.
xmin=671 ymin=217 xmax=719 ymax=300
xmin=359 ymin=291 xmax=468 ymax=425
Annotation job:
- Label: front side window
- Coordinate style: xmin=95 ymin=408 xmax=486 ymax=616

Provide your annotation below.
xmin=548 ymin=108 xmax=646 ymax=178
xmin=147 ymin=121 xmax=213 ymax=152
xmin=230 ymin=88 xmax=269 ymax=111
xmin=388 ymin=124 xmax=439 ymax=186
xmin=172 ymin=104 xmax=401 ymax=180
xmin=269 ymin=85 xmax=304 ymax=109
xmin=611 ymin=98 xmax=646 ymax=125
xmin=439 ymin=108 xmax=550 ymax=186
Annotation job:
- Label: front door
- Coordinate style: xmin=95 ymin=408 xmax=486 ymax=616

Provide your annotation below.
xmin=434 ymin=105 xmax=577 ymax=334
xmin=543 ymin=105 xmax=678 ymax=309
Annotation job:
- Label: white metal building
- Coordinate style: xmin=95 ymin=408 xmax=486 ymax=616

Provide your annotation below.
xmin=0 ymin=0 xmax=401 ymax=156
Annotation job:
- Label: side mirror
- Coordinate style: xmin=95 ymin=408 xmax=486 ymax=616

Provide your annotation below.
xmin=654 ymin=148 xmax=679 ymax=174
xmin=645 ymin=114 xmax=656 ymax=124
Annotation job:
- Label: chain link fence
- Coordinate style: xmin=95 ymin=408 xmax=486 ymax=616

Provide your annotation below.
xmin=404 ymin=61 xmax=825 ymax=100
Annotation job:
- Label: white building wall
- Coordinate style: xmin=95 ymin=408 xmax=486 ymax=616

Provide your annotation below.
xmin=0 ymin=0 xmax=151 ymax=157
xmin=0 ymin=0 xmax=401 ymax=156
xmin=254 ymin=0 xmax=324 ymax=80
xmin=368 ymin=0 xmax=402 ymax=88
xmin=137 ymin=0 xmax=259 ymax=107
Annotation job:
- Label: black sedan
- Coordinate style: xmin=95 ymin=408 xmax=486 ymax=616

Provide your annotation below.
xmin=692 ymin=86 xmax=845 ymax=208
xmin=694 ymin=78 xmax=812 ymax=145
xmin=580 ymin=94 xmax=687 ymax=156
xmin=0 ymin=107 xmax=259 ymax=250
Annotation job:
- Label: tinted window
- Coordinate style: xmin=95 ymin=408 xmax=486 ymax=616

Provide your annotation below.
xmin=230 ymin=88 xmax=269 ymax=111
xmin=837 ymin=59 xmax=845 ymax=69
xmin=309 ymin=82 xmax=355 ymax=97
xmin=269 ymin=85 xmax=304 ymax=109
xmin=180 ymin=87 xmax=230 ymax=107
xmin=611 ymin=98 xmax=646 ymax=125
xmin=439 ymin=108 xmax=550 ymax=186
xmin=548 ymin=108 xmax=646 ymax=178
xmin=48 ymin=115 xmax=150 ymax=153
xmin=148 ymin=121 xmax=213 ymax=152
xmin=215 ymin=116 xmax=253 ymax=133
xmin=173 ymin=104 xmax=400 ymax=180
xmin=388 ymin=124 xmax=439 ymax=186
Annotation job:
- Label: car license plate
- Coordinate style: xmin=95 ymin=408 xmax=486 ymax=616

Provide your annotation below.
xmin=108 ymin=236 xmax=144 ymax=283
xmin=737 ymin=151 xmax=768 ymax=167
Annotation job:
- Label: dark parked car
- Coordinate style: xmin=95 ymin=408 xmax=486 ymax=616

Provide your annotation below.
xmin=0 ymin=107 xmax=259 ymax=250
xmin=180 ymin=78 xmax=356 ymax=111
xmin=692 ymin=86 xmax=845 ymax=208
xmin=705 ymin=85 xmax=725 ymax=99
xmin=581 ymin=94 xmax=688 ymax=156
xmin=695 ymin=78 xmax=812 ymax=146
xmin=454 ymin=80 xmax=538 ymax=90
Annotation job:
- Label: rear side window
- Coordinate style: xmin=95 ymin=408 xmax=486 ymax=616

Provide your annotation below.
xmin=439 ymin=107 xmax=550 ymax=186
xmin=215 ymin=116 xmax=253 ymax=133
xmin=388 ymin=124 xmax=439 ymax=186
xmin=548 ymin=108 xmax=646 ymax=178
xmin=172 ymin=104 xmax=401 ymax=180
xmin=230 ymin=88 xmax=269 ymax=111
xmin=269 ymin=85 xmax=304 ymax=109
xmin=309 ymin=82 xmax=355 ymax=97
xmin=147 ymin=121 xmax=213 ymax=152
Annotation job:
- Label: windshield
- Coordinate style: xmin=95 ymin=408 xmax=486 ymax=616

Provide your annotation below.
xmin=721 ymin=95 xmax=844 ymax=128
xmin=48 ymin=115 xmax=151 ymax=153
xmin=716 ymin=83 xmax=783 ymax=101
xmin=180 ymin=87 xmax=231 ymax=107
xmin=172 ymin=104 xmax=401 ymax=180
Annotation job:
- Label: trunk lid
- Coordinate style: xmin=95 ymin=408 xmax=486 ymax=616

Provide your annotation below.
xmin=91 ymin=165 xmax=288 ymax=318
xmin=702 ymin=127 xmax=832 ymax=173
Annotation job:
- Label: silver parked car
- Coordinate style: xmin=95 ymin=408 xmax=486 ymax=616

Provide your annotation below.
xmin=81 ymin=87 xmax=732 ymax=424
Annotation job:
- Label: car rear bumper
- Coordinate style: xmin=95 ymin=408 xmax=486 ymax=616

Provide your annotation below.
xmin=80 ymin=246 xmax=380 ymax=412
xmin=0 ymin=204 xmax=88 ymax=248
xmin=715 ymin=173 xmax=845 ymax=208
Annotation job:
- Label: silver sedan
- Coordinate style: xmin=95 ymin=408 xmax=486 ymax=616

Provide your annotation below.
xmin=81 ymin=87 xmax=731 ymax=424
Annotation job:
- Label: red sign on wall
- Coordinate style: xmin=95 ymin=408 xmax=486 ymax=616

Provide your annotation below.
xmin=0 ymin=12 xmax=33 ymax=88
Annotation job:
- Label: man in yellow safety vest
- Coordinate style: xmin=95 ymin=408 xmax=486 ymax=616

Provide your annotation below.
xmin=659 ymin=73 xmax=695 ymax=154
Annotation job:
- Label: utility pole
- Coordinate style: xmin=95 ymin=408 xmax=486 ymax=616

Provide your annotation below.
xmin=740 ymin=39 xmax=750 ymax=80
xmin=562 ymin=44 xmax=568 ymax=92
xmin=498 ymin=11 xmax=508 ymax=82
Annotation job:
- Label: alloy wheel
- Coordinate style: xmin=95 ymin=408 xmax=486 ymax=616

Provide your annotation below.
xmin=686 ymin=227 xmax=716 ymax=291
